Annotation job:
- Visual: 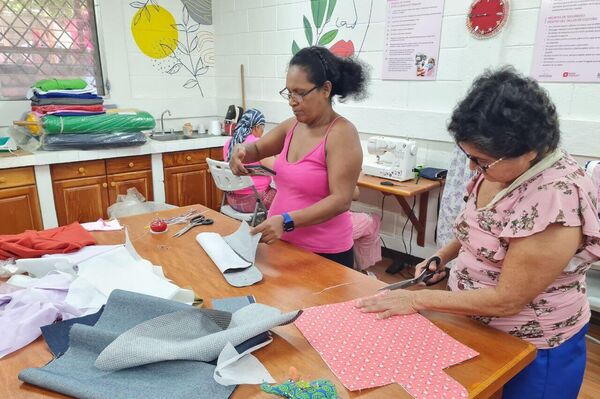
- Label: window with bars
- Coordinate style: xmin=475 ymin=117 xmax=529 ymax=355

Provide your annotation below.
xmin=0 ymin=0 xmax=104 ymax=100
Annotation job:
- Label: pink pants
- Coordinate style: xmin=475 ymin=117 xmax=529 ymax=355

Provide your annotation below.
xmin=351 ymin=212 xmax=382 ymax=270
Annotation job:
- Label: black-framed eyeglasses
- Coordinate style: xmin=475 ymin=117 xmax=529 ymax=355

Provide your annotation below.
xmin=458 ymin=144 xmax=504 ymax=173
xmin=279 ymin=85 xmax=321 ymax=103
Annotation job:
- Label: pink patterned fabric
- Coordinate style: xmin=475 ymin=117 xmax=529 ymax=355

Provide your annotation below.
xmin=226 ymin=186 xmax=276 ymax=213
xmin=268 ymin=118 xmax=353 ymax=254
xmin=295 ymin=299 xmax=478 ymax=398
xmin=449 ymin=152 xmax=600 ymax=349
xmin=351 ymin=212 xmax=382 ymax=270
xmin=223 ymin=135 xmax=272 ymax=195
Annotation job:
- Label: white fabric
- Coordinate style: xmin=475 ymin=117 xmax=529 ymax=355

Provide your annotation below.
xmin=214 ymin=341 xmax=275 ymax=386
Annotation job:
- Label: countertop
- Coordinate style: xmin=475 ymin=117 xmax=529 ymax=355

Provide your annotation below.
xmin=0 ymin=135 xmax=230 ymax=169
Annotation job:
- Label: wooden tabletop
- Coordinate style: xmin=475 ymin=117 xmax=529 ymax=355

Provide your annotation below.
xmin=1 ymin=206 xmax=536 ymax=398
xmin=358 ymin=172 xmax=443 ymax=196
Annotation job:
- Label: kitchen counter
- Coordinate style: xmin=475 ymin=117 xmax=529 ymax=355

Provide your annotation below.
xmin=0 ymin=135 xmax=229 ymax=169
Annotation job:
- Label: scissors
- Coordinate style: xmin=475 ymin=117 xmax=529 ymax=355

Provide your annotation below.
xmin=378 ymin=256 xmax=443 ymax=291
xmin=173 ymin=215 xmax=214 ymax=237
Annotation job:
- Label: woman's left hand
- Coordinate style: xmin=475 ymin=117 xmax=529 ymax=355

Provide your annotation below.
xmin=355 ymin=289 xmax=419 ymax=319
xmin=250 ymin=215 xmax=284 ymax=245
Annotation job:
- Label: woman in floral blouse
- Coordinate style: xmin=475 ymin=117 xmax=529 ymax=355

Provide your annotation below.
xmin=357 ymin=67 xmax=600 ymax=399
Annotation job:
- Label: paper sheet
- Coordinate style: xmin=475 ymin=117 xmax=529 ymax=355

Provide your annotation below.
xmin=295 ymin=300 xmax=479 ymax=398
xmin=81 ymin=219 xmax=123 ymax=231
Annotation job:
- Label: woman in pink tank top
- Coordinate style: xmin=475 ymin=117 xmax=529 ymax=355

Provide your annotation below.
xmin=228 ymin=46 xmax=369 ymax=267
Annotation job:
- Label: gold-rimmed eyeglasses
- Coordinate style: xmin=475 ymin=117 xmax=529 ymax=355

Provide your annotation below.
xmin=458 ymin=145 xmax=504 ymax=172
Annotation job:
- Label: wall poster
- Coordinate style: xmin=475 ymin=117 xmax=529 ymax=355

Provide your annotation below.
xmin=382 ymin=0 xmax=445 ymax=81
xmin=531 ymin=0 xmax=600 ymax=83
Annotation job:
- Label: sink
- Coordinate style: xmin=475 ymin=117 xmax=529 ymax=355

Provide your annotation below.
xmin=149 ymin=131 xmax=212 ymax=141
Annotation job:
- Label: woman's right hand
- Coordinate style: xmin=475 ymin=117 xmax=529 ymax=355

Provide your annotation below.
xmin=414 ymin=255 xmax=447 ymax=286
xmin=229 ymin=144 xmax=249 ymax=176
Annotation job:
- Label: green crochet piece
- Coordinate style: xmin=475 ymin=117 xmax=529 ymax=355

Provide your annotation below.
xmin=260 ymin=379 xmax=338 ymax=399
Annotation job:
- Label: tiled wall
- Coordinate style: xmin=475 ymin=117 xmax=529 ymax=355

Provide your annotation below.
xmin=214 ymin=0 xmax=600 ymax=258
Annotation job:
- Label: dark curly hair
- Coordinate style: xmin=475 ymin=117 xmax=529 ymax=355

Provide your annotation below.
xmin=289 ymin=46 xmax=369 ymax=102
xmin=448 ymin=66 xmax=560 ymax=159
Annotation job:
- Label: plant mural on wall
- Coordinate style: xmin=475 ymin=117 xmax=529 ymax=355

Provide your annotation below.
xmin=292 ymin=0 xmax=373 ymax=58
xmin=129 ymin=0 xmax=214 ymax=96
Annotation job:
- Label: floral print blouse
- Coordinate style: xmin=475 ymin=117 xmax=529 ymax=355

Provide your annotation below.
xmin=448 ymin=152 xmax=600 ymax=349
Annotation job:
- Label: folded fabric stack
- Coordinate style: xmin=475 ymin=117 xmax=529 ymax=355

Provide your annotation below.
xmin=27 ymin=78 xmax=105 ymax=117
xmin=16 ymin=78 xmax=155 ymax=150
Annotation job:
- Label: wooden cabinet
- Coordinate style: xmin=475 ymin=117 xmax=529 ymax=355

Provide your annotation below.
xmin=163 ymin=149 xmax=218 ymax=208
xmin=51 ymin=155 xmax=152 ymax=226
xmin=0 ymin=167 xmax=43 ymax=234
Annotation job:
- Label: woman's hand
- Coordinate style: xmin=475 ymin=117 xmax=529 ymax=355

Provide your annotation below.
xmin=355 ymin=290 xmax=419 ymax=319
xmin=229 ymin=144 xmax=249 ymax=176
xmin=414 ymin=255 xmax=447 ymax=286
xmin=250 ymin=215 xmax=284 ymax=244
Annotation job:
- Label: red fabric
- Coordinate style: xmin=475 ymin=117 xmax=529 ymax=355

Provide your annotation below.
xmin=0 ymin=223 xmax=96 ymax=260
xmin=31 ymin=104 xmax=105 ymax=113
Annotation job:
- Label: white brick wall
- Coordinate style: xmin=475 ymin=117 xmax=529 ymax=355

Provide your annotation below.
xmin=213 ymin=0 xmax=600 ymax=258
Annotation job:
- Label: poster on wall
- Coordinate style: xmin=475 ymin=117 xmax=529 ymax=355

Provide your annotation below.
xmin=531 ymin=0 xmax=600 ymax=83
xmin=382 ymin=0 xmax=445 ymax=81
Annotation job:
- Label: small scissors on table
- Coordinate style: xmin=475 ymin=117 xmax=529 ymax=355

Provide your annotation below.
xmin=173 ymin=215 xmax=214 ymax=237
xmin=378 ymin=256 xmax=444 ymax=291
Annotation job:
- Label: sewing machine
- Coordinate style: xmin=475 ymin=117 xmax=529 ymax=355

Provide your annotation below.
xmin=363 ymin=136 xmax=417 ymax=181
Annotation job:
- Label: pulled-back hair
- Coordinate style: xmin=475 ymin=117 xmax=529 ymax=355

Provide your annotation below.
xmin=289 ymin=46 xmax=369 ymax=102
xmin=448 ymin=66 xmax=560 ymax=159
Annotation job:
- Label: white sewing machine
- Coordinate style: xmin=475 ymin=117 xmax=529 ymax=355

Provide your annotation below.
xmin=362 ymin=136 xmax=418 ymax=181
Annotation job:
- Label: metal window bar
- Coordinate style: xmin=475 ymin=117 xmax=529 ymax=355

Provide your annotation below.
xmin=0 ymin=0 xmax=104 ymax=100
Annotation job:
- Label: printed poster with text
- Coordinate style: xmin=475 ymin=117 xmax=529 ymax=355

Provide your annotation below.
xmin=531 ymin=0 xmax=600 ymax=83
xmin=382 ymin=0 xmax=445 ymax=81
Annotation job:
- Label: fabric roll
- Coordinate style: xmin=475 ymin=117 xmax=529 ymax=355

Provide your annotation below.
xmin=41 ymin=132 xmax=147 ymax=151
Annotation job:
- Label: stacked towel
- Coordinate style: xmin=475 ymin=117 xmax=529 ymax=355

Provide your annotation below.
xmin=28 ymin=78 xmax=105 ymax=116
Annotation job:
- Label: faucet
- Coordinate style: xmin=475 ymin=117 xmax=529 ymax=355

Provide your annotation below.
xmin=160 ymin=109 xmax=171 ymax=134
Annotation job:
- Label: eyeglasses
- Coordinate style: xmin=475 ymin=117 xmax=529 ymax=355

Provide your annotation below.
xmin=279 ymin=85 xmax=321 ymax=103
xmin=458 ymin=145 xmax=504 ymax=173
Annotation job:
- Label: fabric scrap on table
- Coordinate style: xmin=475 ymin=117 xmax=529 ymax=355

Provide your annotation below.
xmin=0 ymin=223 xmax=96 ymax=260
xmin=196 ymin=222 xmax=263 ymax=287
xmin=94 ymin=302 xmax=301 ymax=371
xmin=41 ymin=307 xmax=105 ymax=358
xmin=19 ymin=290 xmax=236 ymax=399
xmin=81 ymin=219 xmax=123 ymax=232
xmin=261 ymin=379 xmax=338 ymax=398
xmin=65 ymin=245 xmax=194 ymax=313
xmin=295 ymin=299 xmax=479 ymax=399
xmin=0 ymin=272 xmax=82 ymax=359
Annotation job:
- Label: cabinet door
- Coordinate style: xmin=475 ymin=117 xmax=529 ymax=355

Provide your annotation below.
xmin=164 ymin=164 xmax=211 ymax=207
xmin=53 ymin=176 xmax=109 ymax=226
xmin=209 ymin=148 xmax=225 ymax=210
xmin=107 ymin=170 xmax=154 ymax=205
xmin=0 ymin=185 xmax=43 ymax=234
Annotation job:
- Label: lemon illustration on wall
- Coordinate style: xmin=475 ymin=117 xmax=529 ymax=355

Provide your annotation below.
xmin=131 ymin=5 xmax=178 ymax=59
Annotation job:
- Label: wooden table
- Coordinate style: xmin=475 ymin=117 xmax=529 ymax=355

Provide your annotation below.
xmin=358 ymin=173 xmax=444 ymax=247
xmin=1 ymin=206 xmax=536 ymax=398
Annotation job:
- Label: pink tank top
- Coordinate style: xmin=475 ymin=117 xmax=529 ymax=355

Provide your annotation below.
xmin=268 ymin=118 xmax=353 ymax=254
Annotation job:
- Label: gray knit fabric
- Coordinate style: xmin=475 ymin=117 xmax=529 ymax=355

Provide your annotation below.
xmin=19 ymin=290 xmax=236 ymax=399
xmin=95 ymin=303 xmax=300 ymax=371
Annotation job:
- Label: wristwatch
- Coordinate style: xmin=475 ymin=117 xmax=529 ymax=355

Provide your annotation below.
xmin=281 ymin=212 xmax=295 ymax=232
